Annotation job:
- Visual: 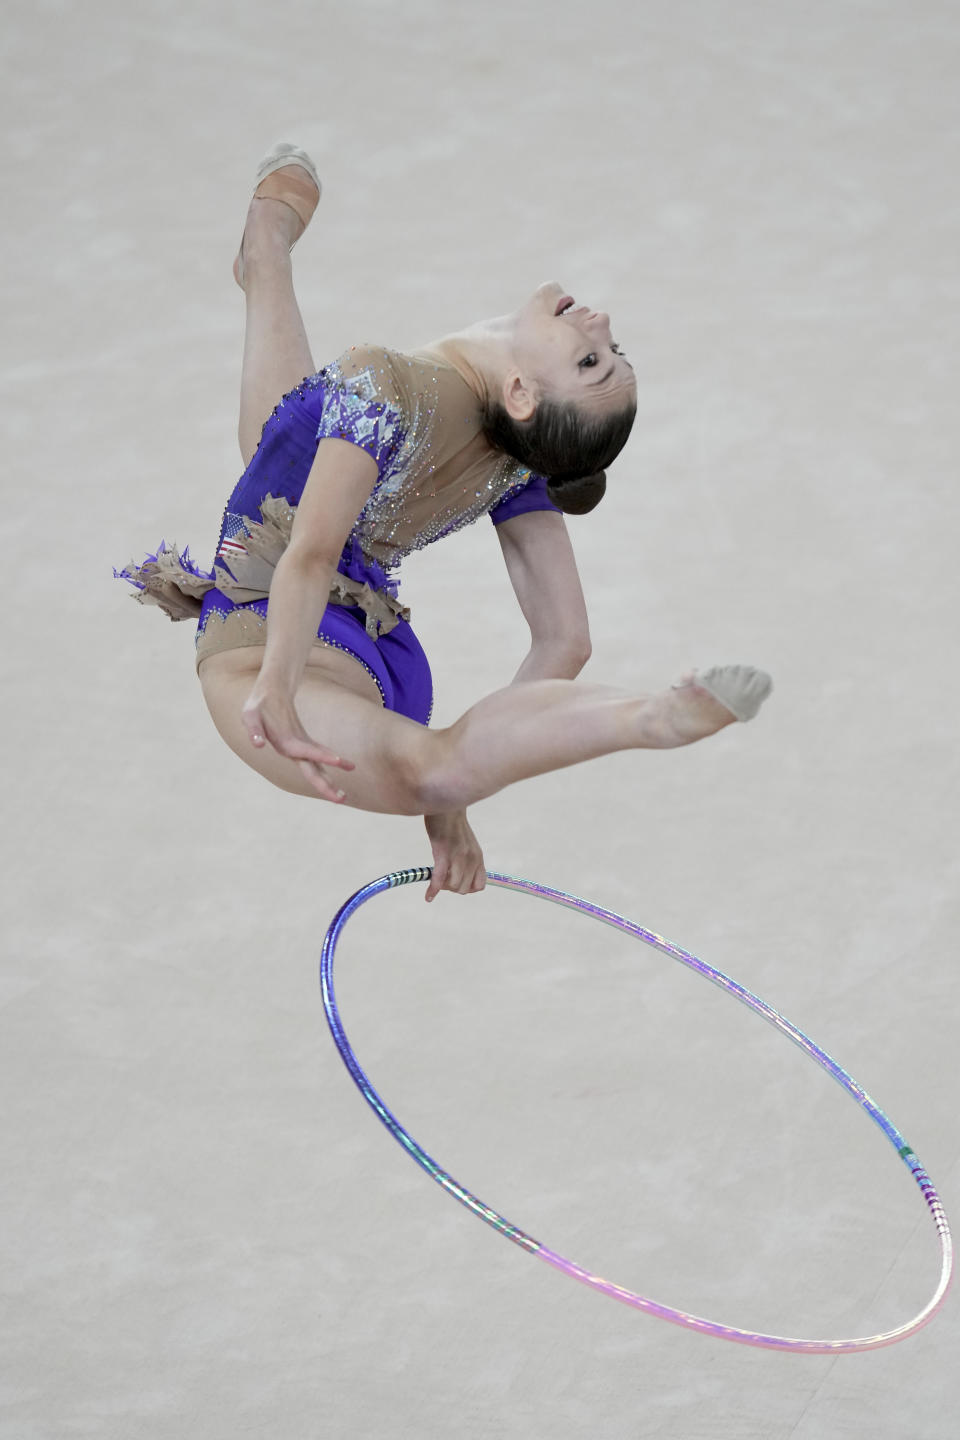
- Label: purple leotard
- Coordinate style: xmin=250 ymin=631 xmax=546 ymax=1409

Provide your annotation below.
xmin=116 ymin=346 xmax=560 ymax=725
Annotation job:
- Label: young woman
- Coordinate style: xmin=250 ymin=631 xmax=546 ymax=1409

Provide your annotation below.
xmin=117 ymin=144 xmax=772 ymax=901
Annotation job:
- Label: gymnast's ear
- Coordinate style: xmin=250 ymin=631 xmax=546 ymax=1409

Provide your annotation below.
xmin=546 ymin=471 xmax=607 ymax=514
xmin=502 ymin=369 xmax=537 ymax=423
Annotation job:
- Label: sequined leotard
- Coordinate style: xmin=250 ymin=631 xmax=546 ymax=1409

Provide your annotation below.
xmin=116 ymin=345 xmax=559 ymax=725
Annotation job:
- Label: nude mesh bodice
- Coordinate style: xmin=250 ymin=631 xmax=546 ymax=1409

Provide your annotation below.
xmin=317 ymin=345 xmax=534 ymax=569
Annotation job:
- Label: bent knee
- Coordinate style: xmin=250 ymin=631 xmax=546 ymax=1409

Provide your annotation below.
xmin=410 ymin=729 xmax=474 ymax=813
xmin=330 ymin=728 xmax=457 ymax=816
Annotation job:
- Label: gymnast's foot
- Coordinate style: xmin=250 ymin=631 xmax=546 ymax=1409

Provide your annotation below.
xmin=646 ymin=665 xmax=773 ymax=747
xmin=234 ymin=144 xmax=321 ymax=290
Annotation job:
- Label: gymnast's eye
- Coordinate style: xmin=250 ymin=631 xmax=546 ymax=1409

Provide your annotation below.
xmin=578 ymin=352 xmax=598 ymax=369
xmin=611 ymin=342 xmax=626 ymax=356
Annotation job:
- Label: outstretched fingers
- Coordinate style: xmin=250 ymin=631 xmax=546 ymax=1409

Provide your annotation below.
xmin=242 ymin=697 xmax=356 ymax=803
xmin=277 ymin=737 xmax=353 ymax=803
xmin=289 ymin=746 xmax=350 ymax=803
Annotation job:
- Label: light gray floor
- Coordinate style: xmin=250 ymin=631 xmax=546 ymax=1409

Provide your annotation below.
xmin=4 ymin=1 xmax=959 ymax=1435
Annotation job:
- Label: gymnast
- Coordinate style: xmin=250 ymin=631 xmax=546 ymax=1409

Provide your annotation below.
xmin=117 ymin=144 xmax=772 ymax=901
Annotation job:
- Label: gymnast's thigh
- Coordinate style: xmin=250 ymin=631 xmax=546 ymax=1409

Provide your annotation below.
xmin=198 ymin=644 xmax=437 ymax=813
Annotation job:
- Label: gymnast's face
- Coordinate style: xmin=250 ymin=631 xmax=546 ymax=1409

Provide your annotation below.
xmin=505 ymin=281 xmax=636 ymax=419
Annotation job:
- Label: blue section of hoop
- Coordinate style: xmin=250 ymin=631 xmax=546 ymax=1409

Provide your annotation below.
xmin=319 ymin=868 xmax=540 ymax=1251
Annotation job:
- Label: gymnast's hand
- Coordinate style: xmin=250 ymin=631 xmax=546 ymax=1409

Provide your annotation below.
xmin=241 ymin=686 xmax=355 ymax=803
xmin=423 ymin=810 xmax=487 ymax=902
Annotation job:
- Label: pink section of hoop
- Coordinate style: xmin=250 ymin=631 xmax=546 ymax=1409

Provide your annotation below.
xmin=534 ymin=1247 xmax=946 ymax=1354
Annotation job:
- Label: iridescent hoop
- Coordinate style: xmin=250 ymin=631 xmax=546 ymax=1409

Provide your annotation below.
xmin=319 ymin=867 xmax=953 ymax=1352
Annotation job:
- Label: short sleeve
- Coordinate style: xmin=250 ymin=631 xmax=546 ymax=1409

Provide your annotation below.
xmin=316 ymin=381 xmax=405 ymax=475
xmin=489 ymin=470 xmax=561 ymax=526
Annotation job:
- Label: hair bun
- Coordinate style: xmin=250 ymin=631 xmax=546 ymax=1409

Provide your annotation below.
xmin=546 ymin=471 xmax=607 ymax=515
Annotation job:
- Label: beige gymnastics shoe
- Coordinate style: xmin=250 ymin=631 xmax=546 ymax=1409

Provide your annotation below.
xmin=233 ymin=142 xmax=322 ymax=288
xmin=678 ymin=664 xmax=774 ymax=722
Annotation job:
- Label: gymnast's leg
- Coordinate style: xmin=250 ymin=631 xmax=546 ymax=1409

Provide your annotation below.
xmin=234 ymin=164 xmax=318 ymax=467
xmin=199 ymin=651 xmax=761 ymax=815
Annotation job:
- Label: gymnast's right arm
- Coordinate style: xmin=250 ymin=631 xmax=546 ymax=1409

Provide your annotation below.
xmin=240 ymin=437 xmax=378 ymax=801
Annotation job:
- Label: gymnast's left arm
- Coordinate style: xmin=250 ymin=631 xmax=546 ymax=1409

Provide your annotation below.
xmin=494 ymin=508 xmax=592 ymax=681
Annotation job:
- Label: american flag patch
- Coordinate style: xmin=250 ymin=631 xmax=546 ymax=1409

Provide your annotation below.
xmin=218 ymin=511 xmax=250 ymax=560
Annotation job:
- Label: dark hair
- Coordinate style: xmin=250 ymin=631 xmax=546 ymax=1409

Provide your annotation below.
xmin=483 ymin=394 xmax=636 ymax=515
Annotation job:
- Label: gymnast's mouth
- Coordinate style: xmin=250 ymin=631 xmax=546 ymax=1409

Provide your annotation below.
xmin=555 ymin=295 xmax=575 ymax=315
